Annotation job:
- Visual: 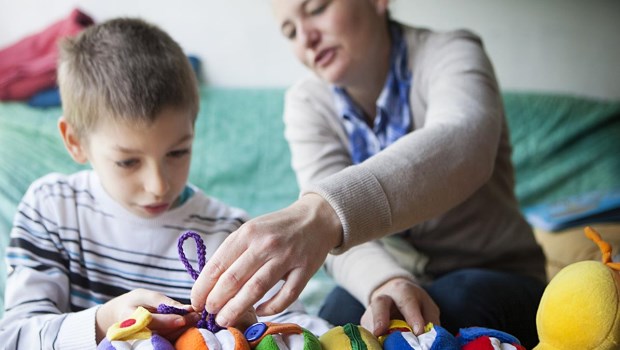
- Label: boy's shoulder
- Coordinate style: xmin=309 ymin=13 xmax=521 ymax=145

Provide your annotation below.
xmin=185 ymin=183 xmax=250 ymax=222
xmin=28 ymin=170 xmax=92 ymax=191
xmin=25 ymin=170 xmax=94 ymax=201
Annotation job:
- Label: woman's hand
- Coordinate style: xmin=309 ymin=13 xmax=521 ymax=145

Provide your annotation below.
xmin=191 ymin=193 xmax=342 ymax=327
xmin=96 ymin=289 xmax=198 ymax=343
xmin=361 ymin=277 xmax=440 ymax=336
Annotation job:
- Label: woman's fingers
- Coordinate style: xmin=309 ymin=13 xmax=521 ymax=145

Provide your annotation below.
xmin=191 ymin=231 xmax=250 ymax=312
xmin=191 ymin=194 xmax=341 ymax=327
xmin=254 ymin=266 xmax=312 ymax=316
xmin=363 ymin=277 xmax=440 ymax=336
xmin=361 ymin=294 xmax=392 ymax=336
xmin=212 ymin=258 xmax=288 ymax=326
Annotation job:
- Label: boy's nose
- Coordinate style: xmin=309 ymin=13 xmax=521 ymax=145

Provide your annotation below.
xmin=144 ymin=166 xmax=170 ymax=197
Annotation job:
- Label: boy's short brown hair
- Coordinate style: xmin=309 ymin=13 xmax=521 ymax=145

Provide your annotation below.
xmin=58 ymin=18 xmax=199 ymax=138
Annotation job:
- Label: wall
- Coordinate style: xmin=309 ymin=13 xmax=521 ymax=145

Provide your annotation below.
xmin=391 ymin=0 xmax=620 ymax=100
xmin=1 ymin=0 xmax=619 ymax=99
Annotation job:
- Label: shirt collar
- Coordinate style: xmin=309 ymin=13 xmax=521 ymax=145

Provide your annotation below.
xmin=333 ymin=22 xmax=409 ymax=128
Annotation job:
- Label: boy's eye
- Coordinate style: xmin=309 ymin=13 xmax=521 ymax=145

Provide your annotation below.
xmin=168 ymin=149 xmax=190 ymax=158
xmin=115 ymin=159 xmax=139 ymax=168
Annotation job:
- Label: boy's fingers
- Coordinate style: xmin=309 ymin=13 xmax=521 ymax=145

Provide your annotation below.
xmin=136 ymin=290 xmax=191 ymax=313
xmin=149 ymin=314 xmax=187 ymax=329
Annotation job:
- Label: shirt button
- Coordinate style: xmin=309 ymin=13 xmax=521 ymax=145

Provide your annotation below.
xmin=244 ymin=322 xmax=268 ymax=342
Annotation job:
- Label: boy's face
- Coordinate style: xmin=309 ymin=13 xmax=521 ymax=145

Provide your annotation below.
xmin=61 ymin=107 xmax=195 ymax=218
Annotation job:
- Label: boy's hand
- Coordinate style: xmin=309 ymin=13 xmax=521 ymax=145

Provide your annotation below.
xmin=360 ymin=277 xmax=440 ymax=337
xmin=96 ymin=288 xmax=197 ymax=343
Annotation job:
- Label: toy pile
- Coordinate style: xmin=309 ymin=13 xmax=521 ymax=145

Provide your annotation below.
xmin=97 ymin=311 xmax=526 ymax=350
xmin=98 ymin=227 xmax=620 ymax=349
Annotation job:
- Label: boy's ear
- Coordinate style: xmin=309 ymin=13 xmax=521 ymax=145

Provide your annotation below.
xmin=58 ymin=117 xmax=88 ymax=164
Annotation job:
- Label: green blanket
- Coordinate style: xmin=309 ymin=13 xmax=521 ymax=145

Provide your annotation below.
xmin=504 ymin=93 xmax=620 ymax=207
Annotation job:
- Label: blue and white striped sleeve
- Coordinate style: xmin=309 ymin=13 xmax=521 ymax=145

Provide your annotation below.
xmin=0 ymin=180 xmax=98 ymax=349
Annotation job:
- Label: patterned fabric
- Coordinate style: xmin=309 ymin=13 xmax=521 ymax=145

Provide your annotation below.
xmin=333 ymin=23 xmax=412 ymax=164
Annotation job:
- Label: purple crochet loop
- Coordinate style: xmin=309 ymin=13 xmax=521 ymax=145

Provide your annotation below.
xmin=175 ymin=231 xmax=224 ymax=333
xmin=178 ymin=231 xmax=206 ymax=280
xmin=157 ymin=304 xmax=189 ymax=315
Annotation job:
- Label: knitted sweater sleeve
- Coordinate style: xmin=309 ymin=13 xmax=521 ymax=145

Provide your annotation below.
xmin=293 ymin=29 xmax=503 ymax=253
xmin=0 ymin=180 xmax=98 ymax=349
xmin=283 ymin=77 xmax=423 ymax=303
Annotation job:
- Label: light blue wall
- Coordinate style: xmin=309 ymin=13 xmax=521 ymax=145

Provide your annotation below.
xmin=1 ymin=0 xmax=619 ymax=99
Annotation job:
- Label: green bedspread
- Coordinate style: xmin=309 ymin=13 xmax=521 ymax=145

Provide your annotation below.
xmin=1 ymin=86 xmax=619 ymax=315
xmin=503 ymin=92 xmax=620 ymax=207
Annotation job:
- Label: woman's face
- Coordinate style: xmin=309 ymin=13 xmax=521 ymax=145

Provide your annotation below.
xmin=272 ymin=0 xmax=389 ymax=87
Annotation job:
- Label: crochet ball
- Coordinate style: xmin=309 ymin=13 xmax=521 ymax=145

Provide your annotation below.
xmin=383 ymin=324 xmax=460 ymax=350
xmin=97 ymin=334 xmax=174 ymax=350
xmin=535 ymin=260 xmax=620 ymax=350
xmin=175 ymin=327 xmax=250 ymax=350
xmin=255 ymin=327 xmax=321 ymax=350
xmin=319 ymin=323 xmax=382 ymax=350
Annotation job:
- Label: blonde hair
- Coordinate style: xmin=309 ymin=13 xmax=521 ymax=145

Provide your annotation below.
xmin=58 ymin=18 xmax=199 ymax=138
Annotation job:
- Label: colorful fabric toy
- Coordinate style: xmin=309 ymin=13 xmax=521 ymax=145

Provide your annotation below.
xmin=243 ymin=322 xmax=322 ymax=350
xmin=377 ymin=319 xmax=527 ymax=350
xmin=534 ymin=226 xmax=620 ymax=350
xmin=456 ymin=327 xmax=525 ymax=350
xmin=319 ymin=323 xmax=382 ymax=350
xmin=175 ymin=326 xmax=250 ymax=350
xmin=96 ymin=306 xmax=175 ymax=350
xmin=380 ymin=320 xmax=459 ymax=350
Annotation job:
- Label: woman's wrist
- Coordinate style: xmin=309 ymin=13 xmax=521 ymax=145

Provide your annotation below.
xmin=298 ymin=193 xmax=343 ymax=250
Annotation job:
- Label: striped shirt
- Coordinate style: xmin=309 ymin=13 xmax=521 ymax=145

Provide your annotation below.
xmin=0 ymin=170 xmax=329 ymax=349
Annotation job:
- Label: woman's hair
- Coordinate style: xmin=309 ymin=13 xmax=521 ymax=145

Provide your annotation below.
xmin=58 ymin=17 xmax=199 ymax=138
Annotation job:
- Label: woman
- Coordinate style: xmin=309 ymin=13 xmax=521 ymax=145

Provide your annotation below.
xmin=192 ymin=0 xmax=546 ymax=347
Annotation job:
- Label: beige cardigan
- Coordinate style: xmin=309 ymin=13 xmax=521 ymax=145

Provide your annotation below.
xmin=283 ymin=24 xmax=546 ymax=305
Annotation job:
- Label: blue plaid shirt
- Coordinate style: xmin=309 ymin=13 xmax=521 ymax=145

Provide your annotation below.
xmin=333 ymin=23 xmax=412 ymax=164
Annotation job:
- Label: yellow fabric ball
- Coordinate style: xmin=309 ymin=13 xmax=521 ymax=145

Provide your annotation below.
xmin=319 ymin=324 xmax=382 ymax=350
xmin=535 ymin=260 xmax=620 ymax=350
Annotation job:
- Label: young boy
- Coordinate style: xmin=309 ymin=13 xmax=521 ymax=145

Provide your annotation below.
xmin=0 ymin=18 xmax=329 ymax=348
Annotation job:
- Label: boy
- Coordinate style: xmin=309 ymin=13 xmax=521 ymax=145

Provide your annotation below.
xmin=0 ymin=18 xmax=329 ymax=348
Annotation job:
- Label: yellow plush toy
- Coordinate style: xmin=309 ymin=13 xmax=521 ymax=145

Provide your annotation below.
xmin=535 ymin=226 xmax=620 ymax=350
xmin=319 ymin=323 xmax=382 ymax=350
